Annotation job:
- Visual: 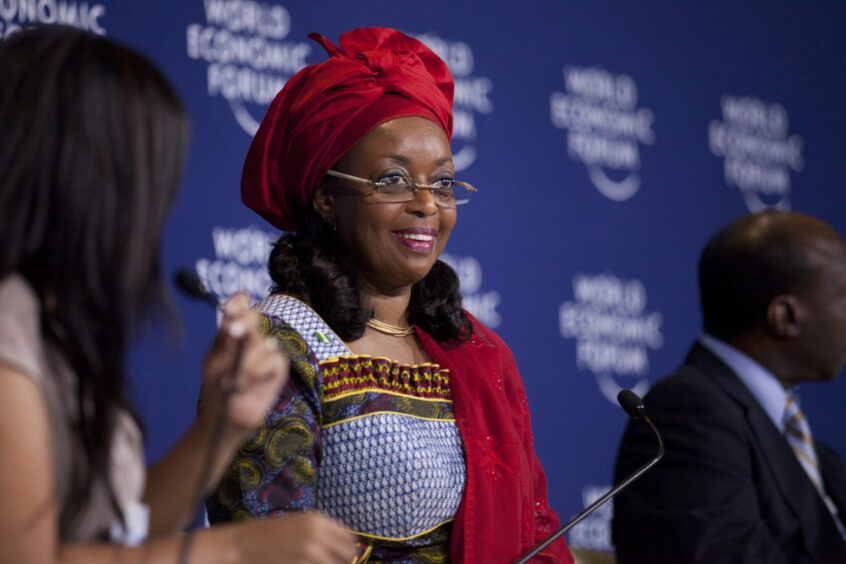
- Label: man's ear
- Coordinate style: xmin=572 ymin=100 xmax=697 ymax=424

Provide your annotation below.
xmin=767 ymin=294 xmax=804 ymax=339
xmin=312 ymin=182 xmax=335 ymax=226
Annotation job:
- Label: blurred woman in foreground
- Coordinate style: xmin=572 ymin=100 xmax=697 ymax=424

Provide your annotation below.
xmin=0 ymin=25 xmax=355 ymax=563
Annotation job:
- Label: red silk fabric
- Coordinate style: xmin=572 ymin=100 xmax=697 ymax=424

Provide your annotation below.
xmin=241 ymin=27 xmax=454 ymax=231
xmin=417 ymin=315 xmax=574 ymax=563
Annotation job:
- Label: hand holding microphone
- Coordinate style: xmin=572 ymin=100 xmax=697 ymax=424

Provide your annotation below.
xmin=175 ymin=270 xmax=289 ymax=440
xmin=197 ymin=292 xmax=289 ymax=441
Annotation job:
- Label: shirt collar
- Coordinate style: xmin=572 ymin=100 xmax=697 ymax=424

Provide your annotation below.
xmin=698 ymin=333 xmax=788 ymax=432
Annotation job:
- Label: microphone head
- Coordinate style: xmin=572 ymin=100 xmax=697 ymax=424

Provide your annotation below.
xmin=618 ymin=389 xmax=647 ymax=419
xmin=173 ymin=269 xmax=217 ymax=307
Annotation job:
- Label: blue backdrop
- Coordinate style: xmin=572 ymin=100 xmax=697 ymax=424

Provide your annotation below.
xmin=6 ymin=0 xmax=844 ymax=551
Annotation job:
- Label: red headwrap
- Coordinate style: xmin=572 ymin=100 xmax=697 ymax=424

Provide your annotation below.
xmin=241 ymin=27 xmax=454 ymax=232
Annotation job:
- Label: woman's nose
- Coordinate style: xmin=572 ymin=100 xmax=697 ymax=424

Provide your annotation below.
xmin=405 ymin=184 xmax=438 ymax=215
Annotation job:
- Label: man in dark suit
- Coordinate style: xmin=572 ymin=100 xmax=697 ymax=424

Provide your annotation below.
xmin=612 ymin=211 xmax=846 ymax=563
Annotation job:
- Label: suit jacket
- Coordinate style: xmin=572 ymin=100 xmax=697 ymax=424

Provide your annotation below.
xmin=612 ymin=343 xmax=846 ymax=564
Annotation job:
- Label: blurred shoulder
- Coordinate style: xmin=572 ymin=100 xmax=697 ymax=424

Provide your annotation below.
xmin=0 ymin=274 xmax=40 ymax=317
xmin=0 ymin=274 xmax=44 ymax=384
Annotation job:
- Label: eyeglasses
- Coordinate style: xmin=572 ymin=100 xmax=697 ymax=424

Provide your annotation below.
xmin=325 ymin=170 xmax=477 ymax=207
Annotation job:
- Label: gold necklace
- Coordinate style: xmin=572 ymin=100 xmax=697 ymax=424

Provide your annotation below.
xmin=366 ymin=318 xmax=415 ymax=337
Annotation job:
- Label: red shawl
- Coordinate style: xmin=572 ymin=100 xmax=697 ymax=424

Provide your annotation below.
xmin=417 ymin=314 xmax=574 ymax=563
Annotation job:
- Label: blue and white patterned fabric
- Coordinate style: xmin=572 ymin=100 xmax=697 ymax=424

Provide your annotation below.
xmin=256 ymin=294 xmax=348 ymax=359
xmin=319 ymin=413 xmax=465 ymax=539
xmin=253 ymin=294 xmax=467 ymax=543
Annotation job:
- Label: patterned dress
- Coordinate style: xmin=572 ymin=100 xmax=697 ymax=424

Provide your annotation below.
xmin=208 ymin=294 xmax=466 ymax=562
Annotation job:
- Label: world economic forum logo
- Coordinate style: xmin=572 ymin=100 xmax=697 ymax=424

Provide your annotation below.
xmin=185 ymin=0 xmax=312 ymax=136
xmin=709 ymin=95 xmax=804 ymax=212
xmin=441 ymin=253 xmax=501 ymax=328
xmin=415 ymin=32 xmax=493 ymax=172
xmin=559 ymin=272 xmax=663 ymax=404
xmin=1 ymin=0 xmax=106 ymax=38
xmin=550 ymin=66 xmax=655 ymax=202
xmin=195 ymin=225 xmax=277 ymax=305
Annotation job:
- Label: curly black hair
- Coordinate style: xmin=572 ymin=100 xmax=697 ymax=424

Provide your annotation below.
xmin=268 ymin=208 xmax=472 ymax=343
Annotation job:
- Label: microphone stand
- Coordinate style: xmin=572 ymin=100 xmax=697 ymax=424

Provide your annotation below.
xmin=514 ymin=391 xmax=664 ymax=563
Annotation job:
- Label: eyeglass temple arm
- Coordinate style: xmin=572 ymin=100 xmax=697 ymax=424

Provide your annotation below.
xmin=325 ymin=169 xmax=372 ymax=184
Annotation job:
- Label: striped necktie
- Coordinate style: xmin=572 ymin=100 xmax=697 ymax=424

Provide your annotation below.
xmin=783 ymin=392 xmax=846 ymax=538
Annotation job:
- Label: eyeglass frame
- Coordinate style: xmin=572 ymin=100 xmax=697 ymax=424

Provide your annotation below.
xmin=325 ymin=169 xmax=477 ymax=207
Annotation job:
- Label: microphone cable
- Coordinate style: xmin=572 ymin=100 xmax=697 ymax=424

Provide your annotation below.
xmin=173 ymin=269 xmax=244 ymax=564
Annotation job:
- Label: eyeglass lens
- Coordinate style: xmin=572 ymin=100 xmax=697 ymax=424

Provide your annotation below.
xmin=376 ymin=179 xmax=471 ymax=206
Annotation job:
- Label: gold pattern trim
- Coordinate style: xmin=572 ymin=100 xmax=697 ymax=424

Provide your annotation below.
xmin=320 ymin=354 xmax=442 ymax=369
xmin=347 ymin=518 xmax=455 ymax=542
xmin=323 ymin=388 xmax=454 ymax=404
xmin=321 ymin=410 xmax=457 ymax=429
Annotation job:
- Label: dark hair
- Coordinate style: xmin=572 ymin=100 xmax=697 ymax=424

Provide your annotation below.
xmin=698 ymin=211 xmax=828 ymax=340
xmin=0 ymin=26 xmax=188 ymax=530
xmin=268 ymin=207 xmax=471 ymax=343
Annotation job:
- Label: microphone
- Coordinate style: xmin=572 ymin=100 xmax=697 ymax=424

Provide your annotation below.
xmin=514 ymin=389 xmax=664 ymax=564
xmin=172 ymin=268 xmax=244 ymax=564
xmin=617 ymin=388 xmax=647 ymax=419
xmin=173 ymin=269 xmax=219 ymax=307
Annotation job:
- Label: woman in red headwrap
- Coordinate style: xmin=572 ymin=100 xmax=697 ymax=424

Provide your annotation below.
xmin=208 ymin=28 xmax=573 ymax=564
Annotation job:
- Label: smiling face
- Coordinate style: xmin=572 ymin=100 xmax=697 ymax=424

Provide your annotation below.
xmin=315 ymin=116 xmax=457 ymax=294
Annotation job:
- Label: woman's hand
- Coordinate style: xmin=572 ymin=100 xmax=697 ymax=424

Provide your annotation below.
xmin=56 ymin=511 xmax=359 ymax=563
xmin=228 ymin=512 xmax=358 ymax=564
xmin=145 ymin=294 xmax=290 ymax=536
xmin=198 ymin=293 xmax=289 ymax=440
